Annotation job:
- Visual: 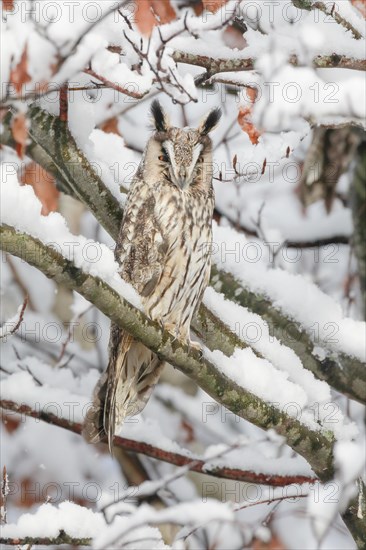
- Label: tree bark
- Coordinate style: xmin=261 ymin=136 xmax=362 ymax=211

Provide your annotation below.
xmin=351 ymin=142 xmax=366 ymax=319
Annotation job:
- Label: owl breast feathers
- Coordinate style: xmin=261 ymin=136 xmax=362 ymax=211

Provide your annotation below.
xmin=83 ymin=101 xmax=221 ymax=449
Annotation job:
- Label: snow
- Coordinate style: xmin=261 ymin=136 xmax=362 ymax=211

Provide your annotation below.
xmin=254 ymin=65 xmax=366 ymax=132
xmin=0 ymin=165 xmax=141 ymax=310
xmin=1 ymin=363 xmax=92 ymax=423
xmin=307 ymin=439 xmax=365 ymax=543
xmin=91 ymin=49 xmax=153 ymax=94
xmin=94 ymin=499 xmax=234 ymax=549
xmin=1 ymin=500 xmax=168 ymax=549
xmin=204 ymin=344 xmax=357 ymax=439
xmin=84 ymin=129 xmax=139 ymax=197
xmin=0 ymin=501 xmax=103 ymax=539
xmin=212 ymin=222 xmax=366 ymax=362
xmin=1 ymin=359 xmax=315 ymax=480
xmin=0 ymin=300 xmax=23 ymax=339
xmin=204 ymin=287 xmax=331 ymax=404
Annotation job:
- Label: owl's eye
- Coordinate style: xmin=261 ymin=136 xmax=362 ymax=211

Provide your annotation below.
xmin=159 ymin=148 xmax=169 ymax=163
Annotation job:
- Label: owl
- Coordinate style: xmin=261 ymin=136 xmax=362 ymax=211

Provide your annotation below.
xmin=83 ymin=101 xmax=221 ymax=449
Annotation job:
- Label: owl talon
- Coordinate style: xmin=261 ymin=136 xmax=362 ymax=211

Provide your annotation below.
xmin=159 ymin=321 xmax=179 ymax=344
xmin=188 ymin=340 xmax=203 ymax=357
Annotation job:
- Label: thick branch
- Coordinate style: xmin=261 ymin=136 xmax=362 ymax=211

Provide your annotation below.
xmin=350 ymin=142 xmax=366 ymax=318
xmin=0 ymin=225 xmax=335 ymax=480
xmin=1 ymin=108 xmax=122 ymax=238
xmin=210 ymin=265 xmax=366 ymax=404
xmin=172 ymin=51 xmax=366 ymax=74
xmin=292 ymin=0 xmax=363 ymax=40
xmin=0 ymin=399 xmax=316 ymax=487
xmin=0 ymin=533 xmax=91 ymax=547
xmin=342 ymin=481 xmax=366 ymax=549
xmin=1 ymin=106 xmax=364 ymax=405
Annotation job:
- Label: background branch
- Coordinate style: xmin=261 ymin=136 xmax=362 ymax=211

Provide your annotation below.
xmin=0 ymin=399 xmax=316 ymax=487
xmin=172 ymin=51 xmax=366 ymax=74
xmin=351 ymin=141 xmax=366 ymax=318
xmin=292 ymin=0 xmax=363 ymax=40
xmin=0 ymin=533 xmax=91 ymax=547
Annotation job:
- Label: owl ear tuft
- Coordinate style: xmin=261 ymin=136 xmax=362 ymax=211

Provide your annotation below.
xmin=151 ymin=100 xmax=169 ymax=132
xmin=199 ymin=107 xmax=222 ymax=135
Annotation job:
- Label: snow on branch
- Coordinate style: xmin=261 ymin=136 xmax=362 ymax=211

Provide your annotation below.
xmin=172 ymin=50 xmax=366 ymax=74
xmin=0 ymin=296 xmax=28 ymax=340
xmin=0 ymin=497 xmax=236 ymax=549
xmin=0 ymin=223 xmax=336 ymax=480
xmin=0 ymin=397 xmax=315 ymax=487
xmin=292 ymin=0 xmax=364 ymax=40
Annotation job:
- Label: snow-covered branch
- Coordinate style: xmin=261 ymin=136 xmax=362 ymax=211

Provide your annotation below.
xmin=351 ymin=143 xmax=366 ymax=319
xmin=0 ymin=398 xmax=316 ymax=487
xmin=173 ymin=50 xmax=366 ymax=74
xmin=1 ymin=107 xmax=122 ymax=237
xmin=210 ymin=264 xmax=366 ymax=405
xmin=1 ymin=533 xmax=91 ymax=547
xmin=0 ymin=224 xmax=336 ymax=479
xmin=292 ymin=0 xmax=364 ymax=40
xmin=0 ymin=296 xmax=28 ymax=340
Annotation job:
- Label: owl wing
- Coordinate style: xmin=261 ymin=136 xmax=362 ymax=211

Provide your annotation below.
xmin=115 ymin=175 xmax=168 ymax=298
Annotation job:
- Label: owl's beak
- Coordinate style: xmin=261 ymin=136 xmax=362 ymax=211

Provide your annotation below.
xmin=177 ymin=166 xmax=188 ymax=189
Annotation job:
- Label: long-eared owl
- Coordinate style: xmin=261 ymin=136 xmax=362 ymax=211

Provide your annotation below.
xmin=83 ymin=101 xmax=221 ymax=449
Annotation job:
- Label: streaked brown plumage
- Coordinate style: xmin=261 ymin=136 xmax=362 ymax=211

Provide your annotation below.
xmin=299 ymin=127 xmax=362 ymax=213
xmin=83 ymin=101 xmax=221 ymax=449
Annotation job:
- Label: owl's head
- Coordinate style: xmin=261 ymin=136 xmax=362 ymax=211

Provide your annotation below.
xmin=145 ymin=100 xmax=221 ymax=190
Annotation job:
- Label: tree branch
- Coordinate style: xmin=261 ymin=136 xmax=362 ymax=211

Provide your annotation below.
xmin=83 ymin=69 xmax=149 ymax=99
xmin=342 ymin=480 xmax=366 ymax=549
xmin=1 ymin=108 xmax=122 ymax=237
xmin=0 ymin=399 xmax=316 ymax=487
xmin=292 ymin=0 xmax=363 ymax=40
xmin=214 ymin=207 xmax=351 ymax=248
xmin=0 ymin=224 xmax=335 ymax=480
xmin=210 ymin=265 xmax=366 ymax=405
xmin=0 ymin=533 xmax=91 ymax=547
xmin=172 ymin=51 xmax=366 ymax=74
xmin=350 ymin=141 xmax=366 ymax=318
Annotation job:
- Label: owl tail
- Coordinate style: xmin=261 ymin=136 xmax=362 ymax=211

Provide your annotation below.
xmin=83 ymin=325 xmax=165 ymax=451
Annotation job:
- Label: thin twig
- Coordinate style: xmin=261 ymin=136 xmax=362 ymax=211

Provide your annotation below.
xmin=0 ymin=399 xmax=317 ymax=487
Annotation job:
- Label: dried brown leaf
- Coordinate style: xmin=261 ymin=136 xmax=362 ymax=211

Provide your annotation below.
xmin=101 ymin=117 xmax=121 ymax=136
xmin=11 ymin=112 xmax=28 ymax=158
xmin=350 ymin=0 xmax=366 ymax=18
xmin=9 ymin=44 xmax=31 ymax=95
xmin=202 ymin=0 xmax=228 ymax=13
xmin=2 ymin=0 xmax=14 ymax=10
xmin=252 ymin=534 xmax=286 ymax=550
xmin=238 ymin=106 xmax=261 ymax=145
xmin=135 ymin=0 xmax=176 ymax=35
xmin=21 ymin=162 xmax=59 ymax=214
